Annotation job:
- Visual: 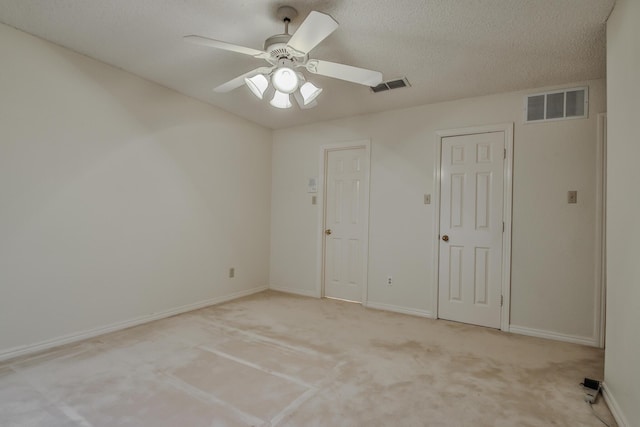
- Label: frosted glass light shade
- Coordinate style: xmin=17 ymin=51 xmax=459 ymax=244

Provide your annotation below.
xmin=299 ymin=82 xmax=323 ymax=105
xmin=272 ymin=67 xmax=299 ymax=94
xmin=270 ymin=90 xmax=292 ymax=109
xmin=244 ymin=74 xmax=269 ymax=99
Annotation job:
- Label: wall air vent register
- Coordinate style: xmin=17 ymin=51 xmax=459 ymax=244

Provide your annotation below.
xmin=525 ymin=86 xmax=588 ymax=123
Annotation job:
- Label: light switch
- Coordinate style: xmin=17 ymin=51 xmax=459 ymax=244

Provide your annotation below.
xmin=424 ymin=194 xmax=431 ymax=205
xmin=568 ymin=191 xmax=577 ymax=204
xmin=312 ymin=195 xmax=317 ymax=205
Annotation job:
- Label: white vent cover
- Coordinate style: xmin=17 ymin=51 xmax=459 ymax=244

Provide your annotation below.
xmin=524 ymin=87 xmax=588 ymax=123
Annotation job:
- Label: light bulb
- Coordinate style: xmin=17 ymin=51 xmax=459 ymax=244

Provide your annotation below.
xmin=272 ymin=67 xmax=299 ymax=94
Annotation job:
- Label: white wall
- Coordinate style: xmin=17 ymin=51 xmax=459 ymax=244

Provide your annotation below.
xmin=271 ymin=79 xmax=606 ymax=344
xmin=604 ymin=0 xmax=640 ymax=425
xmin=0 ymin=24 xmax=272 ymax=357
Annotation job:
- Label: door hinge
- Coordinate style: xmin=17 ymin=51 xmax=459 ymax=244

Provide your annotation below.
xmin=504 ymin=148 xmax=506 ymax=159
xmin=502 ymin=221 xmax=505 ymax=232
xmin=501 ymin=295 xmax=504 ymax=306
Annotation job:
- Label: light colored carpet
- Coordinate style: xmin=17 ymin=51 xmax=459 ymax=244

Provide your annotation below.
xmin=0 ymin=290 xmax=616 ymax=426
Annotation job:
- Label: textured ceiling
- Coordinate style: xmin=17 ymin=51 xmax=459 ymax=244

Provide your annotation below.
xmin=0 ymin=0 xmax=614 ymax=129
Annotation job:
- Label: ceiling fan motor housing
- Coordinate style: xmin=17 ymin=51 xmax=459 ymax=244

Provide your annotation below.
xmin=264 ymin=34 xmax=291 ymax=57
xmin=264 ymin=34 xmax=307 ymax=63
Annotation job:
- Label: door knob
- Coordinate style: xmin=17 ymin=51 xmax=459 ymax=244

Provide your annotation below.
xmin=442 ymin=235 xmax=449 ymax=242
xmin=325 ymin=229 xmax=332 ymax=235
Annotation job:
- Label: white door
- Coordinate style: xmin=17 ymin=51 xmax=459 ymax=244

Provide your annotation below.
xmin=438 ymin=132 xmax=505 ymax=328
xmin=323 ymin=147 xmax=368 ymax=302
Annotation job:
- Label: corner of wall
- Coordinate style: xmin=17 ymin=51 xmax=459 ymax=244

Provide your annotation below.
xmin=602 ymin=382 xmax=631 ymax=427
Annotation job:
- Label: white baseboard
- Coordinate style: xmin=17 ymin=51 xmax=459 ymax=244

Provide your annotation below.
xmin=365 ymin=301 xmax=434 ymax=319
xmin=602 ymin=382 xmax=630 ymax=427
xmin=508 ymin=325 xmax=597 ymax=347
xmin=269 ymin=285 xmax=319 ymax=298
xmin=0 ymin=286 xmax=268 ymax=363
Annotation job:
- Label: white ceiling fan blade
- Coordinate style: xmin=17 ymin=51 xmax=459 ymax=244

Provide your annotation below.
xmin=214 ymin=67 xmax=274 ymax=93
xmin=184 ymin=35 xmax=269 ymax=58
xmin=306 ymin=59 xmax=383 ymax=86
xmin=287 ymin=11 xmax=339 ymax=55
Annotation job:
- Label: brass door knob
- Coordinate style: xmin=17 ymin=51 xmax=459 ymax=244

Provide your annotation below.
xmin=325 ymin=229 xmax=332 ymax=235
xmin=442 ymin=235 xmax=449 ymax=242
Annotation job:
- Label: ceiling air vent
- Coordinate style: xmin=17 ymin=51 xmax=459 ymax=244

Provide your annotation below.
xmin=371 ymin=78 xmax=411 ymax=93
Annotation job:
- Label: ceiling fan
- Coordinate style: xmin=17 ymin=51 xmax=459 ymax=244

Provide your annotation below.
xmin=184 ymin=6 xmax=383 ymax=109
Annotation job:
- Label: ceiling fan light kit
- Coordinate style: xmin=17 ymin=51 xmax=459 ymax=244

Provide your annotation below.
xmin=272 ymin=66 xmax=299 ymax=94
xmin=270 ymin=90 xmax=293 ymax=109
xmin=244 ymin=74 xmax=269 ymax=99
xmin=184 ymin=6 xmax=383 ymax=110
xmin=299 ymin=82 xmax=323 ymax=105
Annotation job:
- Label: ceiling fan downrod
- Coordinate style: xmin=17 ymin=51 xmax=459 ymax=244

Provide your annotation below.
xmin=276 ymin=5 xmax=298 ymax=34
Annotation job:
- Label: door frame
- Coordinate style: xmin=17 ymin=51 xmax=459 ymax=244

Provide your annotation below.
xmin=595 ymin=113 xmax=607 ymax=348
xmin=316 ymin=139 xmax=371 ymax=303
xmin=432 ymin=124 xmax=514 ymax=331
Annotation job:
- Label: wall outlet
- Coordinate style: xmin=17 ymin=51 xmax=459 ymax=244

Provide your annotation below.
xmin=387 ymin=276 xmax=393 ymax=286
xmin=229 ymin=267 xmax=235 ymax=278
